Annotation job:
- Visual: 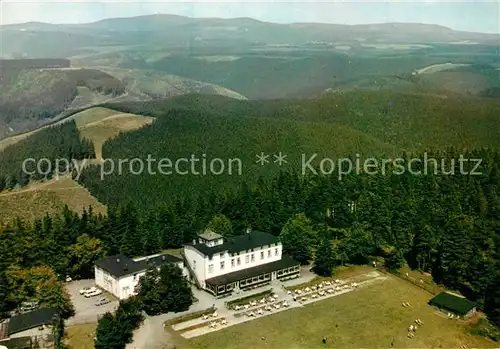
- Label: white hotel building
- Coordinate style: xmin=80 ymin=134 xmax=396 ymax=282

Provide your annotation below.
xmin=94 ymin=252 xmax=186 ymax=300
xmin=183 ymin=230 xmax=301 ymax=296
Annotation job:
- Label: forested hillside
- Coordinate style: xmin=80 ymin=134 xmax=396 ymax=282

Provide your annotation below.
xmin=0 ymin=120 xmax=95 ymax=191
xmin=2 ymin=149 xmax=500 ymax=330
xmin=79 ymin=92 xmax=500 ymax=210
xmin=0 ymin=67 xmax=126 ymax=138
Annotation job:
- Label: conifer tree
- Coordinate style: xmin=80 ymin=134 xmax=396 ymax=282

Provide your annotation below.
xmin=484 ymin=272 xmax=500 ymax=327
xmin=313 ymin=237 xmax=336 ymax=276
xmin=280 ymin=213 xmax=314 ymax=264
xmin=207 ymin=213 xmax=233 ymax=237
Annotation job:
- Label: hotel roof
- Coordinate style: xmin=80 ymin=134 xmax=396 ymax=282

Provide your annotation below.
xmin=188 ymin=231 xmax=280 ymax=257
xmin=95 ymin=253 xmax=182 ymax=278
xmin=198 ymin=230 xmax=223 ymax=241
xmin=428 ymin=292 xmax=477 ymax=316
xmin=7 ymin=308 xmax=59 ymax=336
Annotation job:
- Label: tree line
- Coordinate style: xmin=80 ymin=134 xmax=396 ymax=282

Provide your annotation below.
xmin=79 ymin=91 xmax=500 ymax=214
xmin=1 ymin=148 xmax=499 ymax=333
xmin=0 ymin=120 xmax=95 ymax=191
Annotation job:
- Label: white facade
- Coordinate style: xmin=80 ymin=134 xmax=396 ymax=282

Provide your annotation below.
xmin=94 ymin=253 xmax=187 ymax=300
xmin=94 ymin=266 xmax=145 ymax=300
xmin=183 ymin=235 xmax=283 ymax=289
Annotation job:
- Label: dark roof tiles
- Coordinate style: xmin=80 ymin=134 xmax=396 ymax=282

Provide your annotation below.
xmin=189 ymin=231 xmax=279 ymax=257
xmin=7 ymin=308 xmax=59 ymax=335
xmin=95 ymin=253 xmax=182 ymax=278
xmin=428 ymin=292 xmax=477 ymax=315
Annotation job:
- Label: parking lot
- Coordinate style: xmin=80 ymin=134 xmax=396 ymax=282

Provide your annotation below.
xmin=65 ymin=279 xmax=119 ymax=326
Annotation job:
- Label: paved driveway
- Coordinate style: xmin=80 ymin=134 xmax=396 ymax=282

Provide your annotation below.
xmin=65 ymin=279 xmax=119 ymax=326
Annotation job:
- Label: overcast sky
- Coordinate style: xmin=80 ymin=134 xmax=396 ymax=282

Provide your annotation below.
xmin=1 ymin=0 xmax=499 ymax=34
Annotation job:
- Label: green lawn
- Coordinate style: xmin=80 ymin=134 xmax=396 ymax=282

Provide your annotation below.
xmin=187 ymin=275 xmax=496 ymax=349
xmin=65 ymin=323 xmax=96 ymax=349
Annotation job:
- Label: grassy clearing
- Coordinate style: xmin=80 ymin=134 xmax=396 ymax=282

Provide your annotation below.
xmin=188 ymin=275 xmax=496 ymax=349
xmin=0 ymin=107 xmax=149 ymax=222
xmin=0 ymin=107 xmax=121 ymax=151
xmin=0 ymin=176 xmax=106 ymax=222
xmin=397 ymin=266 xmax=445 ymax=295
xmin=78 ymin=110 xmax=154 ymax=160
xmin=64 ymin=323 xmax=96 ymax=349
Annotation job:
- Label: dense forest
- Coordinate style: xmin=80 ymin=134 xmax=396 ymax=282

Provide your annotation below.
xmin=2 ymin=148 xmax=499 ymax=331
xmin=0 ymin=120 xmax=95 ymax=191
xmin=80 ymin=92 xmax=500 ymax=210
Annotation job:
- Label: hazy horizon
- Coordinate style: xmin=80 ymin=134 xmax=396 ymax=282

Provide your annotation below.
xmin=0 ymin=1 xmax=499 ymax=34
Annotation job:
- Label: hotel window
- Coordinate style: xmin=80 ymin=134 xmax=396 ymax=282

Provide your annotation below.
xmin=220 ymin=261 xmax=225 ymax=270
xmin=193 ymin=260 xmax=196 ymax=270
xmin=231 ymin=259 xmax=235 ymax=267
xmin=237 ymin=257 xmax=241 ymax=265
xmin=251 ymin=254 xmax=255 ymax=262
xmin=220 ymin=252 xmax=225 ymax=259
xmin=209 ymin=255 xmax=213 ymax=261
xmin=268 ymin=250 xmax=271 ymax=258
xmin=245 ymin=255 xmax=249 ymax=263
xmin=208 ymin=264 xmax=214 ymax=273
xmin=260 ymin=251 xmax=264 ymax=260
xmin=275 ymin=248 xmax=279 ymax=256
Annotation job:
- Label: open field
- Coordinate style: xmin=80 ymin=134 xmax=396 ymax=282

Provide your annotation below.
xmin=0 ymin=106 xmax=153 ymax=156
xmin=0 ymin=176 xmax=106 ymax=222
xmin=0 ymin=107 xmax=122 ymax=151
xmin=0 ymin=107 xmax=149 ymax=221
xmin=77 ymin=108 xmax=154 ymax=160
xmin=64 ymin=323 xmax=96 ymax=349
xmin=187 ymin=275 xmax=496 ymax=349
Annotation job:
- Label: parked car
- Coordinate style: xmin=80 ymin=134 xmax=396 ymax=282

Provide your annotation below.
xmin=20 ymin=301 xmax=39 ymax=313
xmin=79 ymin=287 xmax=97 ymax=295
xmin=84 ymin=289 xmax=102 ymax=298
xmin=95 ymin=297 xmax=110 ymax=306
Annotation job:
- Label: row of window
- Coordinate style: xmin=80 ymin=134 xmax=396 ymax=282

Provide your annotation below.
xmin=208 ymin=248 xmax=280 ymax=273
xmin=213 ymin=243 xmax=278 ymax=260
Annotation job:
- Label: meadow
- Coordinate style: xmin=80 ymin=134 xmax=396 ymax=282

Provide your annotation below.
xmin=187 ymin=275 xmax=495 ymax=349
xmin=0 ymin=176 xmax=106 ymax=222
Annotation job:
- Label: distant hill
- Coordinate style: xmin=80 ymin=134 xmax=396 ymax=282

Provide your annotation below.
xmin=1 ymin=16 xmax=498 ymax=100
xmin=78 ymin=91 xmax=500 ymax=210
xmin=0 ymin=66 xmax=126 ymax=139
xmin=0 ymin=62 xmax=246 ymax=139
xmin=322 ymin=63 xmax=500 ymax=98
xmin=1 ymin=16 xmax=498 ymax=59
